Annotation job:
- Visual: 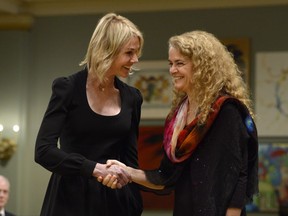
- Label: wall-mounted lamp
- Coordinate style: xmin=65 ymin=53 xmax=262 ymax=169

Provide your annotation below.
xmin=0 ymin=123 xmax=19 ymax=163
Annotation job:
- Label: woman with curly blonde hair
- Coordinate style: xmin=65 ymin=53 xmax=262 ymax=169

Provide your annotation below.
xmin=100 ymin=30 xmax=259 ymax=216
xmin=168 ymin=30 xmax=253 ymax=124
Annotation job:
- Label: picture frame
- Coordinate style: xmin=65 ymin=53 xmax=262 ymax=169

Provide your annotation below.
xmin=138 ymin=126 xmax=174 ymax=209
xmin=128 ymin=60 xmax=172 ymax=119
xmin=221 ymin=38 xmax=251 ymax=86
xmin=255 ymin=52 xmax=288 ymax=137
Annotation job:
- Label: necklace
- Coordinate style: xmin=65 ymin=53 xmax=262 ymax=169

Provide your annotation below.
xmin=98 ymin=84 xmax=105 ymax=92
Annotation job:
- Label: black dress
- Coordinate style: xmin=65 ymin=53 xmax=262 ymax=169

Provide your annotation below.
xmin=35 ymin=69 xmax=143 ymax=216
xmin=146 ymin=102 xmax=258 ymax=216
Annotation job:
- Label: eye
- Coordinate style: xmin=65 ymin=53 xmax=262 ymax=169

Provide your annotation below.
xmin=177 ymin=62 xmax=184 ymax=67
xmin=126 ymin=51 xmax=133 ymax=56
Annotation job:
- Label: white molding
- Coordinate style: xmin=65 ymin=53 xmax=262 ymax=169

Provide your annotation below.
xmin=1 ymin=0 xmax=288 ymax=29
xmin=14 ymin=0 xmax=288 ymax=16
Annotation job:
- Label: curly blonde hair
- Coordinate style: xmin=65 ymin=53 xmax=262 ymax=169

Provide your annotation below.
xmin=168 ymin=30 xmax=254 ymax=124
xmin=80 ymin=13 xmax=144 ymax=82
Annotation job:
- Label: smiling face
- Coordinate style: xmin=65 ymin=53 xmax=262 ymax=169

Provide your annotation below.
xmin=108 ymin=36 xmax=140 ymax=78
xmin=168 ymin=46 xmax=193 ymax=93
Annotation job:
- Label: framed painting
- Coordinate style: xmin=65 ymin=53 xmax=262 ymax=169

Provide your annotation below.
xmin=128 ymin=60 xmax=172 ymax=119
xmin=221 ymin=38 xmax=250 ymax=86
xmin=138 ymin=126 xmax=174 ymax=209
xmin=246 ymin=142 xmax=288 ymax=213
xmin=255 ymin=52 xmax=288 ymax=137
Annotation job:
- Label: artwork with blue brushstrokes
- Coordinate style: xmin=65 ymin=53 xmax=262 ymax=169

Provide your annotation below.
xmin=247 ymin=142 xmax=288 ymax=213
xmin=255 ymin=52 xmax=288 ymax=137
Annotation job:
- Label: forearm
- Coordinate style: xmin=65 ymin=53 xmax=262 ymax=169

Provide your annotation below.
xmin=127 ymin=166 xmax=164 ymax=190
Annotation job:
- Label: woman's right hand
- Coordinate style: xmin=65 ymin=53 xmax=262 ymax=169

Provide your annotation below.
xmin=98 ymin=159 xmax=165 ymax=190
xmin=97 ymin=160 xmax=131 ymax=189
xmin=106 ymin=159 xmax=127 ymax=169
xmin=93 ymin=162 xmax=131 ymax=189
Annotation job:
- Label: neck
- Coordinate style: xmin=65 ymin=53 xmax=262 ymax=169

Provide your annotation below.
xmin=87 ymin=73 xmax=115 ymax=92
xmin=187 ymin=97 xmax=198 ymax=115
xmin=187 ymin=96 xmax=197 ymax=108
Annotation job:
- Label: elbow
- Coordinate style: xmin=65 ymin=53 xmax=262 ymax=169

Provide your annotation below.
xmin=34 ymin=142 xmax=48 ymax=166
xmin=34 ymin=152 xmax=41 ymax=164
xmin=34 ymin=149 xmax=44 ymax=166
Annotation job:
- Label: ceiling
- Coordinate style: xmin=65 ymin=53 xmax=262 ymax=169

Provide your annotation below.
xmin=1 ymin=0 xmax=288 ymax=30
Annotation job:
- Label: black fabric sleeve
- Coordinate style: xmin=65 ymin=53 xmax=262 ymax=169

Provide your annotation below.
xmin=227 ymin=102 xmax=257 ymax=208
xmin=145 ymin=153 xmax=185 ymax=186
xmin=119 ymin=86 xmax=144 ymax=212
xmin=34 ymin=76 xmax=96 ymax=177
xmin=210 ymin=103 xmax=250 ymax=209
xmin=121 ymin=88 xmax=143 ymax=168
xmin=140 ymin=153 xmax=186 ymax=195
xmin=228 ymin=130 xmax=249 ymax=208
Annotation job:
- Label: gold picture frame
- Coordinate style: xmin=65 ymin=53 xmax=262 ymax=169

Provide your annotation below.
xmin=221 ymin=38 xmax=251 ymax=86
xmin=128 ymin=60 xmax=171 ymax=119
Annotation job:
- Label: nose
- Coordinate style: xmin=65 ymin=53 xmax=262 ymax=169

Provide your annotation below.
xmin=131 ymin=54 xmax=138 ymax=63
xmin=169 ymin=64 xmax=177 ymax=74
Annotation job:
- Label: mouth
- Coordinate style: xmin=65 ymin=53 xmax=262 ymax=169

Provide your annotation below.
xmin=172 ymin=76 xmax=184 ymax=81
xmin=124 ymin=66 xmax=132 ymax=71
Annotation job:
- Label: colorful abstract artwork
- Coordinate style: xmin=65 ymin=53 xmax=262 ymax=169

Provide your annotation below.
xmin=255 ymin=52 xmax=288 ymax=137
xmin=247 ymin=142 xmax=288 ymax=213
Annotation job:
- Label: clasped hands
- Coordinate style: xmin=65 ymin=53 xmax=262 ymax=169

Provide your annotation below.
xmin=93 ymin=160 xmax=130 ymax=189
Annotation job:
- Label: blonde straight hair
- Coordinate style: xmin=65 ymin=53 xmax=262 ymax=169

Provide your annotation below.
xmin=80 ymin=13 xmax=144 ymax=82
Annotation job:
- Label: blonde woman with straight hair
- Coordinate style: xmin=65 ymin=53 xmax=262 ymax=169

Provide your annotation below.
xmin=35 ymin=13 xmax=144 ymax=216
xmin=101 ymin=30 xmax=259 ymax=216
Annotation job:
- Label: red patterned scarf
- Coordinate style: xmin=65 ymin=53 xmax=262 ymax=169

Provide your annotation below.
xmin=163 ymin=95 xmax=253 ymax=163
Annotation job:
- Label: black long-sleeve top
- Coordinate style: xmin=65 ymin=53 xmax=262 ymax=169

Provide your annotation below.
xmin=35 ymin=69 xmax=143 ymax=216
xmin=146 ymin=102 xmax=258 ymax=216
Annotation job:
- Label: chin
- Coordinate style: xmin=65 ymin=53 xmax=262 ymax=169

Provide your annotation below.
xmin=119 ymin=73 xmax=129 ymax=79
xmin=175 ymin=87 xmax=186 ymax=93
xmin=173 ymin=84 xmax=182 ymax=91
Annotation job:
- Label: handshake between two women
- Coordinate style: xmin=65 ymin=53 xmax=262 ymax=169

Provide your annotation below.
xmin=93 ymin=160 xmax=164 ymax=190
